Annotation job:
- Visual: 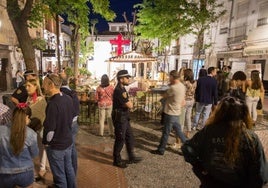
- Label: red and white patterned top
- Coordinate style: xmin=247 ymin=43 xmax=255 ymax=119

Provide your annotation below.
xmin=95 ymin=85 xmax=114 ymax=108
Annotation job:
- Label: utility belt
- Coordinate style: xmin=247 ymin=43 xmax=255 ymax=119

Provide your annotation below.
xmin=112 ymin=109 xmax=129 ymax=122
xmin=113 ymin=109 xmax=128 ymax=113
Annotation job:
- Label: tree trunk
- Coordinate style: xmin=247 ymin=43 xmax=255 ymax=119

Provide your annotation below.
xmin=73 ymin=34 xmax=80 ymax=78
xmin=13 ymin=22 xmax=37 ymax=72
xmin=71 ymin=25 xmax=81 ymax=78
xmin=7 ymin=0 xmax=37 ymax=73
xmin=56 ymin=14 xmax=61 ymax=71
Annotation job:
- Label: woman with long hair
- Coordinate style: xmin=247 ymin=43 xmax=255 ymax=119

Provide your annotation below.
xmin=183 ymin=68 xmax=197 ymax=137
xmin=25 ymin=78 xmax=48 ymax=178
xmin=95 ymin=74 xmax=114 ymax=137
xmin=228 ymin=71 xmax=247 ymax=100
xmin=216 ymin=70 xmax=228 ymax=101
xmin=182 ymin=96 xmax=268 ymax=187
xmin=245 ymin=70 xmax=264 ymax=123
xmin=0 ymin=106 xmax=39 ymax=187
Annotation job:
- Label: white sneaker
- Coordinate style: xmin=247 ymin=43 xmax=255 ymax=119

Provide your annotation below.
xmin=170 ymin=143 xmax=181 ymax=150
xmin=192 ymin=127 xmax=196 ymax=131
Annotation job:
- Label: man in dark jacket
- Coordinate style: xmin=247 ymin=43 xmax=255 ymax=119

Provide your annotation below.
xmin=192 ymin=67 xmax=217 ymax=130
xmin=42 ymin=73 xmax=76 ymax=187
xmin=60 ymin=73 xmax=80 ymax=175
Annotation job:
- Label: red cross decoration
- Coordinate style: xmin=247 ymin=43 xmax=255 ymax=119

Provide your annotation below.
xmin=109 ymin=34 xmax=130 ymax=56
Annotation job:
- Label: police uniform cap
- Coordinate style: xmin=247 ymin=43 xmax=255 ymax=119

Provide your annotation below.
xmin=117 ymin=70 xmax=131 ymax=78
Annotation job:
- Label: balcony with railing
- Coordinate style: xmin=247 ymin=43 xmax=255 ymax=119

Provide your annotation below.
xmin=227 ymin=25 xmax=247 ymax=45
xmin=257 ymin=17 xmax=268 ymax=27
xmin=171 ymin=45 xmax=180 ymax=55
xmin=227 ymin=35 xmax=247 ymax=45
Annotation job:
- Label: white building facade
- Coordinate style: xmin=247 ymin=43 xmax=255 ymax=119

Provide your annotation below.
xmin=165 ymin=0 xmax=268 ymax=91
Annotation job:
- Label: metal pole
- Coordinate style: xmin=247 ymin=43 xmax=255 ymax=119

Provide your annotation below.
xmin=56 ymin=0 xmax=61 ymax=72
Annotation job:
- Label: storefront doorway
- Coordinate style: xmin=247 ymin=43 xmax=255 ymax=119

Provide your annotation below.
xmin=0 ymin=58 xmax=8 ymax=91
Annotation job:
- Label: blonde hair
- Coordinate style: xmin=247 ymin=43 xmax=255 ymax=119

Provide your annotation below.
xmin=10 ymin=107 xmax=32 ymax=156
xmin=26 ymin=79 xmax=43 ymax=96
xmin=46 ymin=74 xmax=62 ymax=89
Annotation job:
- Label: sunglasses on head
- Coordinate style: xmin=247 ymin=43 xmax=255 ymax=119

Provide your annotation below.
xmin=46 ymin=74 xmax=60 ymax=85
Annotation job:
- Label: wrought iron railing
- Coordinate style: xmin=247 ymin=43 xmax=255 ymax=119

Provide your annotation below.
xmin=78 ymin=89 xmax=165 ymax=125
xmin=257 ymin=17 xmax=268 ymax=27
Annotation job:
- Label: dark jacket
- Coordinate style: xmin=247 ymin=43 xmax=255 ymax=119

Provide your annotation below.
xmin=182 ymin=124 xmax=268 ymax=188
xmin=60 ymin=87 xmax=80 ymax=116
xmin=11 ymin=85 xmax=28 ymax=103
xmin=195 ymin=76 xmax=218 ymax=105
xmin=43 ymin=93 xmax=74 ymax=150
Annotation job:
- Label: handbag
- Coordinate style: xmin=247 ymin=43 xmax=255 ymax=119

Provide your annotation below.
xmin=256 ymin=97 xmax=262 ymax=110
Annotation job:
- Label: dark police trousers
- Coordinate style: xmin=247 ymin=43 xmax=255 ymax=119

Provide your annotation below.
xmin=112 ymin=110 xmax=135 ymax=163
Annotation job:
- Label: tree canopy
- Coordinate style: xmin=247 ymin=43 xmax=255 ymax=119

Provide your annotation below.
xmin=42 ymin=0 xmax=115 ymax=76
xmin=134 ymin=0 xmax=226 ymax=50
xmin=7 ymin=0 xmax=115 ymax=75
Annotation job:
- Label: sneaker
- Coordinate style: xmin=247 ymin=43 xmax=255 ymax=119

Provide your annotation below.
xmin=150 ymin=150 xmax=164 ymax=155
xmin=192 ymin=127 xmax=196 ymax=131
xmin=170 ymin=143 xmax=181 ymax=150
xmin=128 ymin=157 xmax=143 ymax=164
xmin=113 ymin=161 xmax=128 ymax=168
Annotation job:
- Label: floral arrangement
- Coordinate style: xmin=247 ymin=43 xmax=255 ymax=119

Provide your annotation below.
xmin=128 ymin=87 xmax=143 ymax=97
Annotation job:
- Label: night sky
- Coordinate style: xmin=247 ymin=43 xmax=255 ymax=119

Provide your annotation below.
xmin=92 ymin=0 xmax=142 ymax=32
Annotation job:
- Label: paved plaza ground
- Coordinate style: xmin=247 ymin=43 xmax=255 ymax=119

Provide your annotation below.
xmin=34 ymin=111 xmax=268 ymax=188
xmin=1 ymin=91 xmax=268 ymax=187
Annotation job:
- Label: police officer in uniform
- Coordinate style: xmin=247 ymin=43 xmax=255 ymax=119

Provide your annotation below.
xmin=112 ymin=70 xmax=142 ymax=168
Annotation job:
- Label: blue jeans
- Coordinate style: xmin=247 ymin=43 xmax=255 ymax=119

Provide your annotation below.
xmin=0 ymin=170 xmax=34 ymax=188
xmin=46 ymin=145 xmax=76 ymax=188
xmin=192 ymin=102 xmax=212 ymax=129
xmin=72 ymin=120 xmax=78 ymax=175
xmin=158 ymin=114 xmax=187 ymax=153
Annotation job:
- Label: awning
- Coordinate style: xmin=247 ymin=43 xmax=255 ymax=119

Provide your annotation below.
xmin=243 ymin=45 xmax=268 ymax=56
xmin=106 ymin=51 xmax=157 ymax=63
xmin=217 ymin=50 xmax=243 ymax=55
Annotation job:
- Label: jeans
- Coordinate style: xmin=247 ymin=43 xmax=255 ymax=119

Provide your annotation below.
xmin=158 ymin=114 xmax=187 ymax=153
xmin=246 ymin=96 xmax=259 ymax=121
xmin=46 ymin=145 xmax=76 ymax=188
xmin=192 ymin=102 xmax=212 ymax=129
xmin=0 ymin=170 xmax=34 ymax=188
xmin=72 ymin=120 xmax=79 ymax=175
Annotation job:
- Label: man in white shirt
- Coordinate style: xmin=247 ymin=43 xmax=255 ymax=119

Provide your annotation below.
xmin=151 ymin=70 xmax=187 ymax=155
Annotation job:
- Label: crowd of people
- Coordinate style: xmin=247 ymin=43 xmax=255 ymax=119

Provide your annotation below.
xmin=150 ymin=65 xmax=267 ymax=187
xmin=0 ymin=70 xmax=79 ymax=187
xmin=0 ymin=66 xmax=267 ymax=187
xmin=0 ymin=69 xmax=143 ymax=187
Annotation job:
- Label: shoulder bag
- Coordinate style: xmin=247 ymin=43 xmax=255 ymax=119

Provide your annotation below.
xmin=257 ymin=97 xmax=262 ymax=110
